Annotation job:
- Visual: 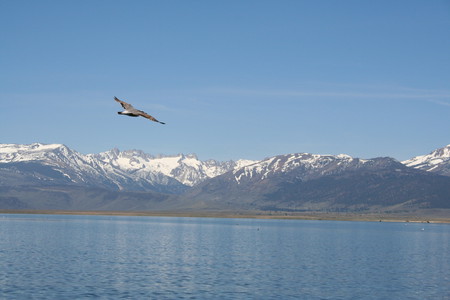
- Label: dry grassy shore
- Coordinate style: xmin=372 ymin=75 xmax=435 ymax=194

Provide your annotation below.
xmin=1 ymin=209 xmax=450 ymax=224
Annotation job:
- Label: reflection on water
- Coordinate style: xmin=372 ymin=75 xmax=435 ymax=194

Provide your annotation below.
xmin=1 ymin=214 xmax=449 ymax=299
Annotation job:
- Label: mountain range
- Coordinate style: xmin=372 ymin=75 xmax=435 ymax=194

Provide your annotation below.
xmin=402 ymin=145 xmax=450 ymax=176
xmin=1 ymin=143 xmax=450 ymax=214
xmin=0 ymin=143 xmax=255 ymax=193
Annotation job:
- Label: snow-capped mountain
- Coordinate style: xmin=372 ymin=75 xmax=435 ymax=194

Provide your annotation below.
xmin=92 ymin=148 xmax=255 ymax=187
xmin=212 ymin=152 xmax=404 ymax=193
xmin=402 ymin=144 xmax=450 ymax=176
xmin=233 ymin=153 xmax=372 ymax=184
xmin=2 ymin=142 xmax=450 ymax=212
xmin=0 ymin=143 xmax=108 ymax=184
xmin=182 ymin=151 xmax=450 ymax=212
xmin=0 ymin=143 xmax=256 ymax=193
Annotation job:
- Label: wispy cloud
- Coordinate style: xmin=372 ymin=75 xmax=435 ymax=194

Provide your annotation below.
xmin=200 ymin=87 xmax=450 ymax=100
xmin=428 ymin=99 xmax=450 ymax=107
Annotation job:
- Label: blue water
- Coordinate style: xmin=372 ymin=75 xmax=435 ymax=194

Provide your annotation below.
xmin=1 ymin=214 xmax=449 ymax=299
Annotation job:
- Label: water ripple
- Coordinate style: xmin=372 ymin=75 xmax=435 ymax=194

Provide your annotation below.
xmin=1 ymin=214 xmax=449 ymax=299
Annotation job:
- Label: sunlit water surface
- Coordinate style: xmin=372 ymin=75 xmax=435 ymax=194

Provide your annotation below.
xmin=1 ymin=214 xmax=449 ymax=299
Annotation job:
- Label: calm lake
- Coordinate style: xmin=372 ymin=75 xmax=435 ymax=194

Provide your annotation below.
xmin=1 ymin=214 xmax=449 ymax=299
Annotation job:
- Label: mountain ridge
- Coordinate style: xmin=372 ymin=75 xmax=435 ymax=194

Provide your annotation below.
xmin=0 ymin=143 xmax=256 ymax=193
xmin=1 ymin=142 xmax=450 ymax=214
xmin=180 ymin=154 xmax=450 ymax=212
xmin=402 ymin=144 xmax=450 ymax=176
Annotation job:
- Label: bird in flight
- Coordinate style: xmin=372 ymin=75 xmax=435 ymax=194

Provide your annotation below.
xmin=114 ymin=97 xmax=165 ymax=124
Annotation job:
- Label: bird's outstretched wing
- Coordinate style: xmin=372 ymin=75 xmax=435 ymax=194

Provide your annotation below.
xmin=137 ymin=110 xmax=166 ymax=124
xmin=114 ymin=97 xmax=133 ymax=109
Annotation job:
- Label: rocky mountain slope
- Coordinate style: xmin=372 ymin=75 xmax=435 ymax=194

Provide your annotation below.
xmin=0 ymin=185 xmax=174 ymax=211
xmin=1 ymin=142 xmax=450 ymax=213
xmin=92 ymin=148 xmax=255 ymax=187
xmin=402 ymin=144 xmax=450 ymax=176
xmin=0 ymin=143 xmax=256 ymax=194
xmin=180 ymin=153 xmax=450 ymax=212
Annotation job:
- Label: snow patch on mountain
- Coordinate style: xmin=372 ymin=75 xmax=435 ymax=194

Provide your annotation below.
xmin=402 ymin=144 xmax=450 ymax=176
xmin=6 ymin=142 xmax=449 ymax=192
xmin=0 ymin=143 xmax=258 ymax=190
xmin=0 ymin=143 xmax=70 ymax=162
xmin=93 ymin=149 xmax=257 ymax=186
xmin=233 ymin=153 xmax=365 ymax=184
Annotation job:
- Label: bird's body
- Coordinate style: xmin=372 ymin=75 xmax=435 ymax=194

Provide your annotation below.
xmin=114 ymin=97 xmax=165 ymax=124
xmin=118 ymin=110 xmax=140 ymax=117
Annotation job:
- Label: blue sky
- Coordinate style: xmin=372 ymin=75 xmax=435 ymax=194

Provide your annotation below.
xmin=1 ymin=0 xmax=449 ymax=161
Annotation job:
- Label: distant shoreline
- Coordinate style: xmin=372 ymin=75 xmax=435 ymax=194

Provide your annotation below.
xmin=1 ymin=209 xmax=450 ymax=224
